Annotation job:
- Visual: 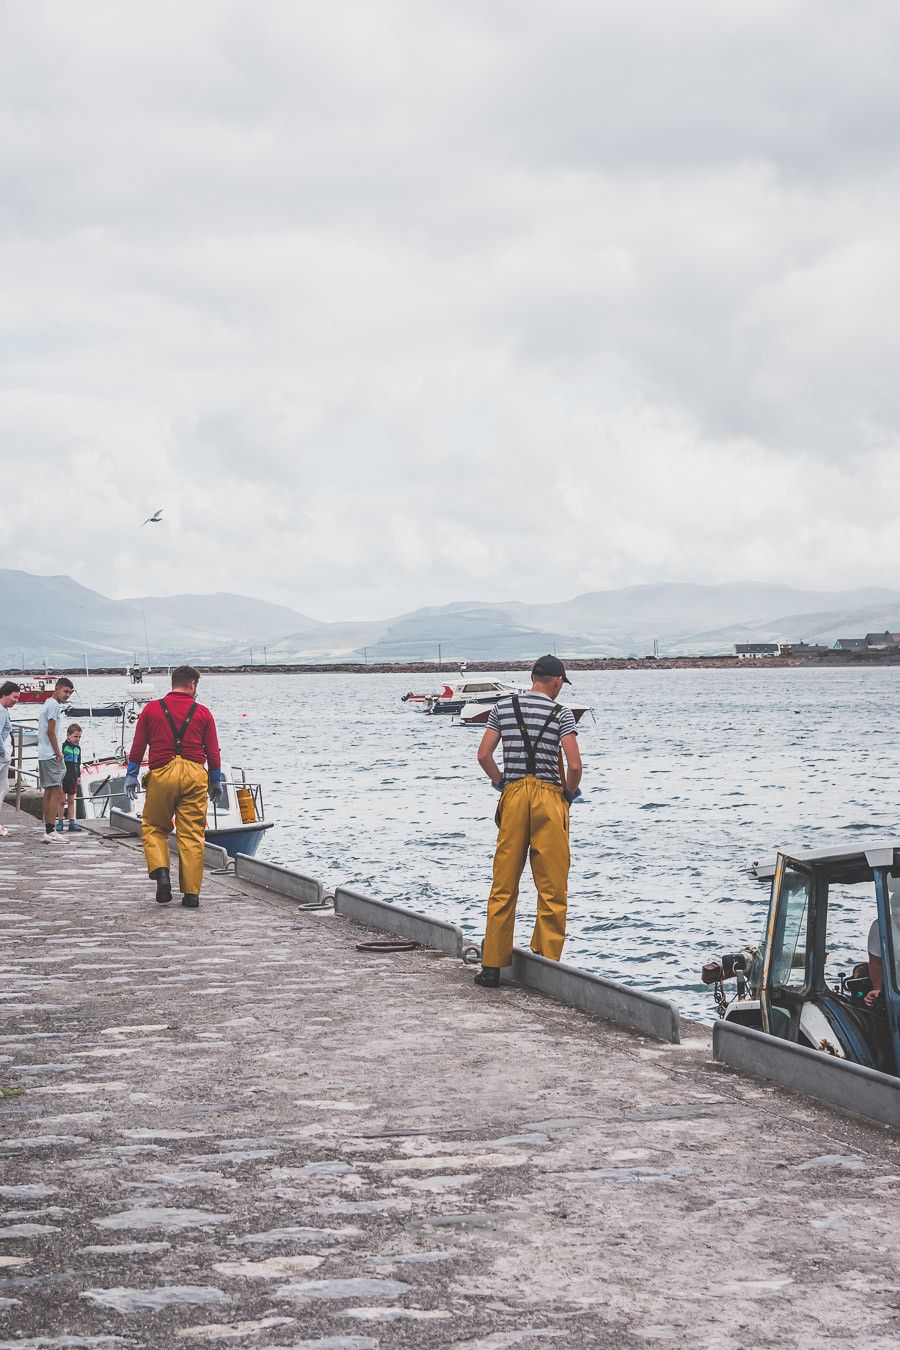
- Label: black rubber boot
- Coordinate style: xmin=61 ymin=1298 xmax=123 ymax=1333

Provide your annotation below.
xmin=181 ymin=894 xmax=200 ymax=909
xmin=150 ymin=867 xmax=172 ymax=905
xmin=474 ymin=966 xmax=501 ymax=988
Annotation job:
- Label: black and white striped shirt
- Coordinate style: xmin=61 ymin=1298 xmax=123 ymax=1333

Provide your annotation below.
xmin=486 ymin=692 xmax=578 ymax=784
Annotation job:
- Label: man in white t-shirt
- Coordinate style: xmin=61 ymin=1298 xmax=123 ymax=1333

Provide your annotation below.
xmin=37 ymin=678 xmax=74 ymax=843
xmin=864 ymin=885 xmax=900 ymax=1008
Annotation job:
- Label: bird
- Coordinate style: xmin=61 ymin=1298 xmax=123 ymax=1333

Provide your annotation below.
xmin=142 ymin=508 xmax=164 ymax=526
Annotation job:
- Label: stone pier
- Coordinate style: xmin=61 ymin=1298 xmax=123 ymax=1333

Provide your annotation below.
xmin=1 ymin=810 xmax=898 ymax=1349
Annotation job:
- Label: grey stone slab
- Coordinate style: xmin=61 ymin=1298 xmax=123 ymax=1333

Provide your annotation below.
xmin=234 ymin=855 xmax=323 ymax=905
xmin=506 ymin=947 xmax=681 ymax=1043
xmin=333 ymin=887 xmax=464 ymax=957
xmin=713 ymin=1020 xmax=900 ymax=1129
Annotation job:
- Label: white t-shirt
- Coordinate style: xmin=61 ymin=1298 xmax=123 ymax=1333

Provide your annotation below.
xmin=37 ymin=698 xmax=64 ymax=761
xmin=868 ymin=919 xmax=881 ymax=959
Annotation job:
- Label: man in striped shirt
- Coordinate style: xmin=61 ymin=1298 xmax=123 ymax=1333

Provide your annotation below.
xmin=474 ymin=655 xmax=583 ymax=987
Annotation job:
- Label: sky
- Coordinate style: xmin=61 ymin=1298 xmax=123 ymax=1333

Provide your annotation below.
xmin=2 ymin=0 xmax=900 ymax=621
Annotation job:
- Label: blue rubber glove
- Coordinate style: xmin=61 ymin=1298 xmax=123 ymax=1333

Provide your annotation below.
xmin=208 ymin=767 xmax=225 ymax=804
xmin=492 ymin=776 xmax=504 ymax=792
xmin=124 ymin=762 xmax=141 ymax=802
xmin=563 ymin=788 xmax=583 ymax=805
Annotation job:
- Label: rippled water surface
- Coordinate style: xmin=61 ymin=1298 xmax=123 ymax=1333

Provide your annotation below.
xmin=45 ymin=667 xmax=900 ymax=1019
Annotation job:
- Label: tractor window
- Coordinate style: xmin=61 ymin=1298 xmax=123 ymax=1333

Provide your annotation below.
xmin=887 ymin=884 xmax=900 ymax=993
xmin=822 ymin=881 xmax=873 ymax=989
xmin=772 ymin=867 xmax=809 ymax=988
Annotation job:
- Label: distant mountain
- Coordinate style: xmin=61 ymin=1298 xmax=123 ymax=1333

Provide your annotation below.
xmin=3 ymin=570 xmax=900 ymax=666
xmin=208 ymin=583 xmax=900 ymax=662
xmin=682 ymin=600 xmax=900 ymax=653
xmin=0 ymin=569 xmax=320 ymax=666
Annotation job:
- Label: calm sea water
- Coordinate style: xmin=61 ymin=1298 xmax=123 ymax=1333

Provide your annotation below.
xmin=32 ymin=667 xmax=900 ymax=1020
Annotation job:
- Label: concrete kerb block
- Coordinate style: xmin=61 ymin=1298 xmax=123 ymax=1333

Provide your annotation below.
xmin=333 ymin=887 xmax=464 ymax=958
xmin=713 ymin=1020 xmax=899 ymax=1129
xmin=108 ymin=807 xmax=230 ymax=874
xmin=507 ymin=947 xmax=681 ymax=1044
xmin=109 ymin=807 xmax=140 ymax=836
xmin=234 ymin=854 xmax=323 ymax=906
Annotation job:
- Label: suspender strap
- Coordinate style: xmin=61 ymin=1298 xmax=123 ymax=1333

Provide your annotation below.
xmin=510 ymin=696 xmax=560 ymax=777
xmin=158 ymin=697 xmax=198 ymax=757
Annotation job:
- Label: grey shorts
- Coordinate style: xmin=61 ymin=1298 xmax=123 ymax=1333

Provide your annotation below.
xmin=38 ymin=758 xmax=66 ymax=789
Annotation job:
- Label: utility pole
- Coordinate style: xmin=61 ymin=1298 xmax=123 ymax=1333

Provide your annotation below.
xmin=263 ymin=646 xmax=268 ymax=665
xmin=141 ymin=609 xmax=151 ymax=667
xmin=249 ymin=647 xmax=254 ymax=665
xmin=363 ymin=646 xmax=368 ymax=666
xmin=437 ymin=642 xmax=442 ymax=665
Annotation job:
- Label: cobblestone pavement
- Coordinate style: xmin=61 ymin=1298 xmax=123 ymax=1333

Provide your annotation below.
xmin=1 ymin=810 xmax=898 ymax=1349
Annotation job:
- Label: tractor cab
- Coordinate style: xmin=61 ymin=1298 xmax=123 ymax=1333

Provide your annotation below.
xmin=702 ymin=843 xmax=900 ymax=1076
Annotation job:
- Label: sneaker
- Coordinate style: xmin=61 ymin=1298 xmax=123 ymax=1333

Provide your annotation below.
xmin=54 ymin=821 xmax=64 ymax=833
xmin=42 ymin=830 xmax=60 ymax=843
xmin=67 ymin=823 xmax=85 ymax=833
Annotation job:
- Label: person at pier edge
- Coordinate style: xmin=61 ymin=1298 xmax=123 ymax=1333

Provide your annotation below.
xmin=125 ymin=665 xmax=224 ymax=909
xmin=37 ymin=678 xmax=74 ymax=843
xmin=0 ymin=681 xmax=21 ymax=837
xmin=473 ymin=654 xmax=583 ymax=987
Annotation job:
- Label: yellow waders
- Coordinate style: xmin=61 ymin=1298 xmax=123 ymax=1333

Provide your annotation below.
xmin=482 ymin=774 xmax=570 ymax=968
xmin=141 ymin=757 xmax=208 ymax=897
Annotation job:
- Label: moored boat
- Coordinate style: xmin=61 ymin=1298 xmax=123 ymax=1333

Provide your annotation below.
xmin=405 ymin=675 xmax=529 ymax=716
xmin=79 ymin=757 xmax=274 ymax=859
xmin=9 ymin=695 xmax=274 ymax=861
xmin=5 ymin=676 xmax=65 ymax=705
xmin=458 ymin=699 xmax=593 ymax=727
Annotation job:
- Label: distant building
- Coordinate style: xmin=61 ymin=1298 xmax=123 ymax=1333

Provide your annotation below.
xmin=780 ymin=642 xmax=831 ymax=657
xmin=865 ymin=631 xmax=900 ymax=649
xmin=834 ymin=638 xmax=868 ymax=651
xmin=735 ymin=642 xmax=780 ymax=659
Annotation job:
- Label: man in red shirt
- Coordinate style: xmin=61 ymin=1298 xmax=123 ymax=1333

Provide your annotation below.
xmin=125 ymin=665 xmax=223 ymax=909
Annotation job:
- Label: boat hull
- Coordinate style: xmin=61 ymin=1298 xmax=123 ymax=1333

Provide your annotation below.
xmin=205 ymin=820 xmax=275 ymax=859
xmin=458 ymin=701 xmax=592 ymax=726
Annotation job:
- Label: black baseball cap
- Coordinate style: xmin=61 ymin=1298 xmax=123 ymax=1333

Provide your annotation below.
xmin=531 ymin=654 xmax=571 ymax=684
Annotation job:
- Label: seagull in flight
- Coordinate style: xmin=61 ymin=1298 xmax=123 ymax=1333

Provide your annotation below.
xmin=142 ymin=508 xmax=164 ymax=526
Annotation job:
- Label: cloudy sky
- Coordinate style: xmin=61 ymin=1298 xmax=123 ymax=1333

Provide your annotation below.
xmin=2 ymin=1 xmax=899 ymax=619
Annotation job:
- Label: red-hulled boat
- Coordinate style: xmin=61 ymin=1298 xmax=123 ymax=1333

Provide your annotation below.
xmin=7 ymin=677 xmax=66 ymax=705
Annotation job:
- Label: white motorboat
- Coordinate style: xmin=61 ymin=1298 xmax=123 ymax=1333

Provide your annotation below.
xmin=9 ymin=698 xmax=273 ymax=860
xmin=458 ymin=699 xmax=594 ymax=727
xmin=84 ymin=759 xmax=274 ymax=859
xmin=403 ymin=675 xmax=529 ymax=716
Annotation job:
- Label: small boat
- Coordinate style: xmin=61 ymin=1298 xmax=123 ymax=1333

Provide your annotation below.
xmin=458 ymin=699 xmax=593 ymax=727
xmin=79 ymin=758 xmax=274 ymax=860
xmin=406 ymin=676 xmax=529 ymax=716
xmin=6 ymin=676 xmax=65 ymax=705
xmin=65 ymin=703 xmax=125 ymax=719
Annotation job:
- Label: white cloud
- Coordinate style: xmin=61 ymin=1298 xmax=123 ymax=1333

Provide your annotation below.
xmin=2 ymin=0 xmax=900 ymax=618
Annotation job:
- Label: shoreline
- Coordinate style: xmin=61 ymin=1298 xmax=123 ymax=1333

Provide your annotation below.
xmin=21 ymin=651 xmax=900 ymax=676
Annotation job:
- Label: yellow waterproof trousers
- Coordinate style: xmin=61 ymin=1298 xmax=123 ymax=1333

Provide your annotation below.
xmin=482 ymin=774 xmax=570 ymax=968
xmin=141 ymin=757 xmax=208 ymax=897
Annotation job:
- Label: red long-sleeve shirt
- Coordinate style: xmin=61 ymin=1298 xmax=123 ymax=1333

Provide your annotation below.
xmin=127 ymin=691 xmax=221 ymax=772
